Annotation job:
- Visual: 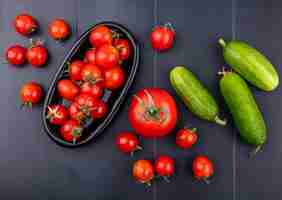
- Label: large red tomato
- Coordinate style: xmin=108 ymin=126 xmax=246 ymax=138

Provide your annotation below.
xmin=128 ymin=88 xmax=178 ymax=137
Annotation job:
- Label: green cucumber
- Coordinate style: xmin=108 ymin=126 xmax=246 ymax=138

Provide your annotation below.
xmin=219 ymin=38 xmax=279 ymax=91
xmin=170 ymin=66 xmax=226 ymax=126
xmin=219 ymin=70 xmax=267 ymax=151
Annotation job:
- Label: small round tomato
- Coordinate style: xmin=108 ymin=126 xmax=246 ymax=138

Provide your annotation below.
xmin=5 ymin=45 xmax=27 ymax=65
xmin=116 ymin=132 xmax=142 ymax=154
xmin=68 ymin=60 xmax=85 ymax=81
xmin=80 ymin=82 xmax=103 ymax=99
xmin=103 ymin=66 xmax=125 ymax=90
xmin=192 ymin=155 xmax=214 ymax=183
xmin=60 ymin=119 xmax=82 ymax=143
xmin=47 ymin=105 xmax=68 ymax=125
xmin=114 ymin=39 xmax=131 ymax=60
xmin=128 ymin=88 xmax=178 ymax=137
xmin=84 ymin=48 xmax=96 ymax=64
xmin=95 ymin=44 xmax=120 ymax=69
xmin=81 ymin=63 xmax=103 ymax=83
xmin=150 ymin=23 xmax=175 ymax=51
xmin=57 ymin=79 xmax=79 ymax=101
xmin=20 ymin=81 xmax=43 ymax=107
xmin=90 ymin=99 xmax=108 ymax=119
xmin=48 ymin=18 xmax=71 ymax=40
xmin=89 ymin=25 xmax=113 ymax=47
xmin=154 ymin=155 xmax=175 ymax=179
xmin=14 ymin=13 xmax=38 ymax=36
xmin=133 ymin=159 xmax=154 ymax=185
xmin=26 ymin=41 xmax=48 ymax=67
xmin=176 ymin=128 xmax=198 ymax=149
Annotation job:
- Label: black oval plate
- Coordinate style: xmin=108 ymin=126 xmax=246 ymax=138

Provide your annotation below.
xmin=42 ymin=22 xmax=139 ymax=147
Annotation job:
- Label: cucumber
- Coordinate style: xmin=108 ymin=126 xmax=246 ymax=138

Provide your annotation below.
xmin=170 ymin=66 xmax=226 ymax=126
xmin=219 ymin=71 xmax=266 ymax=150
xmin=219 ymin=38 xmax=279 ymax=91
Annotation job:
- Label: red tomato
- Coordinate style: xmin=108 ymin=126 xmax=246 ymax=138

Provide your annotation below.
xmin=57 ymin=79 xmax=79 ymax=101
xmin=20 ymin=81 xmax=43 ymax=107
xmin=90 ymin=99 xmax=108 ymax=119
xmin=5 ymin=45 xmax=27 ymax=65
xmin=154 ymin=155 xmax=175 ymax=178
xmin=95 ymin=44 xmax=120 ymax=69
xmin=150 ymin=23 xmax=175 ymax=51
xmin=60 ymin=119 xmax=82 ymax=143
xmin=14 ymin=13 xmax=38 ymax=36
xmin=114 ymin=39 xmax=131 ymax=60
xmin=116 ymin=132 xmax=141 ymax=154
xmin=176 ymin=128 xmax=198 ymax=149
xmin=128 ymin=88 xmax=178 ymax=137
xmin=26 ymin=41 xmax=48 ymax=67
xmin=89 ymin=25 xmax=113 ymax=47
xmin=81 ymin=63 xmax=103 ymax=83
xmin=48 ymin=18 xmax=71 ymax=40
xmin=103 ymin=66 xmax=125 ymax=90
xmin=80 ymin=82 xmax=103 ymax=99
xmin=47 ymin=105 xmax=68 ymax=125
xmin=133 ymin=160 xmax=154 ymax=185
xmin=69 ymin=93 xmax=97 ymax=122
xmin=84 ymin=48 xmax=96 ymax=64
xmin=69 ymin=60 xmax=85 ymax=81
xmin=192 ymin=155 xmax=214 ymax=182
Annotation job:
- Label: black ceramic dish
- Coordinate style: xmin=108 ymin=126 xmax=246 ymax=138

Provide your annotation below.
xmin=42 ymin=22 xmax=139 ymax=147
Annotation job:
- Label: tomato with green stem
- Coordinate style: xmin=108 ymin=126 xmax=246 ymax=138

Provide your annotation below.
xmin=192 ymin=155 xmax=214 ymax=184
xmin=60 ymin=119 xmax=82 ymax=143
xmin=176 ymin=127 xmax=198 ymax=149
xmin=116 ymin=132 xmax=142 ymax=155
xmin=5 ymin=45 xmax=27 ymax=65
xmin=26 ymin=39 xmax=48 ymax=67
xmin=47 ymin=105 xmax=68 ymax=125
xmin=80 ymin=81 xmax=103 ymax=99
xmin=114 ymin=38 xmax=131 ymax=60
xmin=154 ymin=155 xmax=175 ymax=182
xmin=128 ymin=88 xmax=178 ymax=137
xmin=20 ymin=81 xmax=43 ymax=108
xmin=81 ymin=63 xmax=103 ymax=84
xmin=133 ymin=159 xmax=155 ymax=186
xmin=14 ymin=13 xmax=38 ymax=36
xmin=150 ymin=23 xmax=175 ymax=51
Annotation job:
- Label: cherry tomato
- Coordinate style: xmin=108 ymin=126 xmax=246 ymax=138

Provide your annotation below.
xmin=84 ymin=48 xmax=96 ymax=64
xmin=103 ymin=66 xmax=125 ymax=90
xmin=90 ymin=99 xmax=108 ymax=119
xmin=176 ymin=128 xmax=198 ymax=149
xmin=60 ymin=119 xmax=82 ymax=143
xmin=47 ymin=105 xmax=68 ymax=125
xmin=69 ymin=93 xmax=97 ymax=122
xmin=154 ymin=155 xmax=175 ymax=179
xmin=133 ymin=159 xmax=154 ymax=185
xmin=20 ymin=81 xmax=43 ymax=107
xmin=81 ymin=63 xmax=103 ymax=83
xmin=14 ymin=13 xmax=38 ymax=36
xmin=114 ymin=39 xmax=131 ymax=60
xmin=192 ymin=155 xmax=214 ymax=182
xmin=26 ymin=41 xmax=48 ymax=67
xmin=80 ymin=82 xmax=103 ymax=99
xmin=57 ymin=79 xmax=79 ymax=101
xmin=89 ymin=25 xmax=113 ymax=47
xmin=116 ymin=132 xmax=142 ymax=154
xmin=68 ymin=60 xmax=85 ymax=81
xmin=48 ymin=18 xmax=71 ymax=40
xmin=95 ymin=44 xmax=120 ymax=69
xmin=128 ymin=88 xmax=178 ymax=137
xmin=150 ymin=23 xmax=175 ymax=51
xmin=5 ymin=45 xmax=27 ymax=65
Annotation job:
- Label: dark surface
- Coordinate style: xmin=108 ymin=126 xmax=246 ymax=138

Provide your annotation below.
xmin=0 ymin=0 xmax=281 ymax=199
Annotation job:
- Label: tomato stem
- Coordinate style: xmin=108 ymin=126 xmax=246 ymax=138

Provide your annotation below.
xmin=163 ymin=176 xmax=171 ymax=183
xmin=203 ymin=178 xmax=211 ymax=184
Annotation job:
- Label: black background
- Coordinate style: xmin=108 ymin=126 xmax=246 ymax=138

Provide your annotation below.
xmin=0 ymin=0 xmax=281 ymax=199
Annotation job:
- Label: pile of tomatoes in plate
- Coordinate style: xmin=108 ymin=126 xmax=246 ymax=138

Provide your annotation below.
xmin=46 ymin=25 xmax=132 ymax=143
